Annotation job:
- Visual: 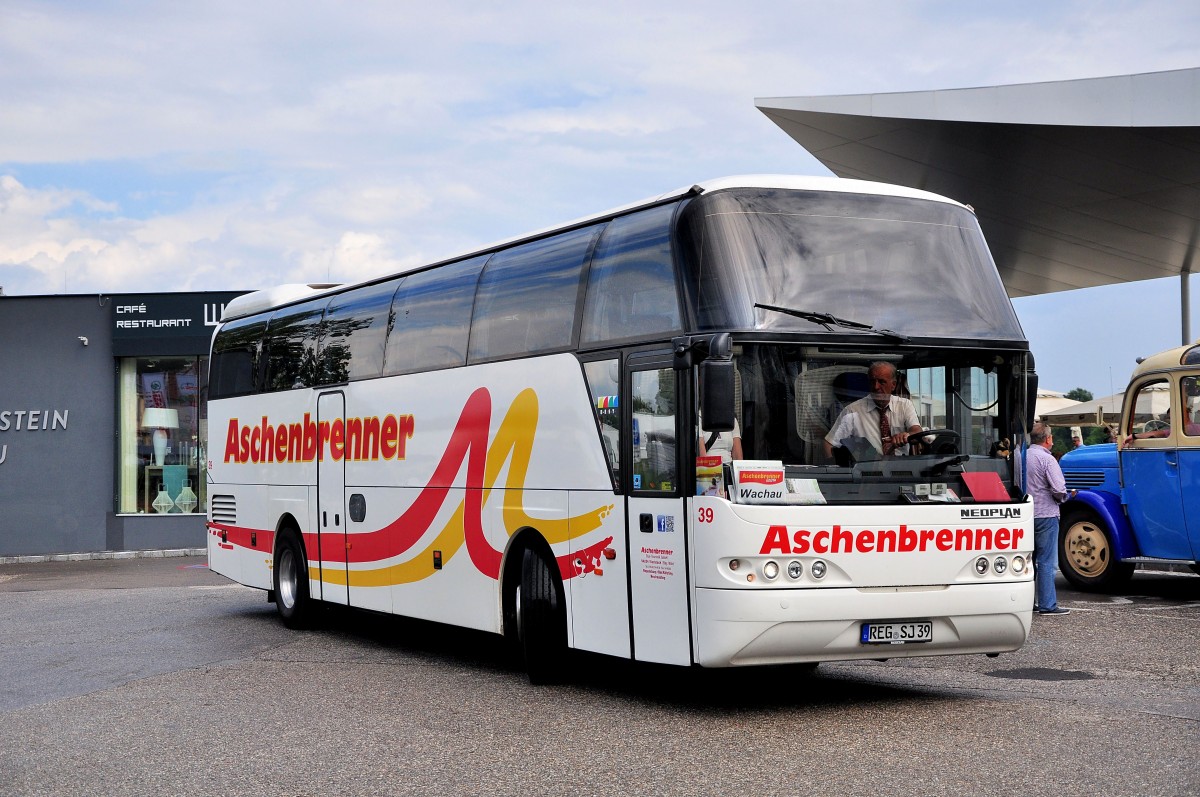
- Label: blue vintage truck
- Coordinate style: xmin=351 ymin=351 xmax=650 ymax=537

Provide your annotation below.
xmin=1057 ymin=340 xmax=1200 ymax=589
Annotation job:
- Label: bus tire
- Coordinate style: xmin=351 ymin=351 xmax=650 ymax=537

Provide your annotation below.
xmin=1058 ymin=508 xmax=1133 ymax=591
xmin=519 ymin=546 xmax=566 ymax=685
xmin=274 ymin=529 xmax=313 ymax=629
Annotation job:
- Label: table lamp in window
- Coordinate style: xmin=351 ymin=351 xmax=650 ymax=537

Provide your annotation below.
xmin=141 ymin=408 xmax=180 ymax=466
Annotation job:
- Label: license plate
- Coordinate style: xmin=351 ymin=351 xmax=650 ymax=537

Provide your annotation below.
xmin=860 ymin=621 xmax=933 ymax=644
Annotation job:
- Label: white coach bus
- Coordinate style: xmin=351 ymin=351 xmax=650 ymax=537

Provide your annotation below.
xmin=205 ymin=175 xmax=1037 ymax=682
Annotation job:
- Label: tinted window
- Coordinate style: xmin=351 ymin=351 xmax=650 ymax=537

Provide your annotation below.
xmin=581 ymin=204 xmax=681 ymax=344
xmin=469 ymin=226 xmax=598 ymax=361
xmin=676 ymin=189 xmax=1024 ymax=340
xmin=384 ymin=256 xmax=486 ymax=375
xmin=631 ymin=367 xmax=677 ymax=493
xmin=265 ymin=299 xmax=327 ymax=391
xmin=320 ymin=279 xmax=400 ymax=384
xmin=209 ymin=316 xmax=267 ymax=399
xmin=583 ymin=359 xmax=621 ymax=487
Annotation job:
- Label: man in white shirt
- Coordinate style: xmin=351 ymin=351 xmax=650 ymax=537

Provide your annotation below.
xmin=823 ymin=362 xmax=922 ymax=462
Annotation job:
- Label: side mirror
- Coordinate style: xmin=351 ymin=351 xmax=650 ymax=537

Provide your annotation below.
xmin=700 ymin=359 xmax=735 ymax=432
xmin=1025 ymin=371 xmax=1039 ymax=430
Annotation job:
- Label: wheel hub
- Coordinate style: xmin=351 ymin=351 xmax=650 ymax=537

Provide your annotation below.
xmin=1066 ymin=522 xmax=1108 ymax=576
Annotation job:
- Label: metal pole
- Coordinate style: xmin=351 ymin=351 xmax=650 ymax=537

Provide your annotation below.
xmin=1184 ymin=271 xmax=1192 ymax=345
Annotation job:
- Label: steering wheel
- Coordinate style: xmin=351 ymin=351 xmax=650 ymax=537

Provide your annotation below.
xmin=1142 ymin=418 xmax=1170 ymax=432
xmin=906 ymin=428 xmax=961 ymax=455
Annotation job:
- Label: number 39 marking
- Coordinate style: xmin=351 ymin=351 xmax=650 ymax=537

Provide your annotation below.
xmin=697 ymin=507 xmax=715 ymax=523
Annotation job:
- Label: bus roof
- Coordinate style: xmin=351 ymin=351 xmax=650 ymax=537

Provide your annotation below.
xmin=221 ymin=175 xmax=970 ymax=322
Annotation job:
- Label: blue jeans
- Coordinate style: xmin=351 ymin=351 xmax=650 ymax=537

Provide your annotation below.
xmin=1034 ymin=516 xmax=1060 ymax=611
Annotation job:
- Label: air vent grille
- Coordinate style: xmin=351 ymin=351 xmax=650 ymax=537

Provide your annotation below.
xmin=1064 ymin=472 xmax=1105 ymax=490
xmin=211 ymin=494 xmax=237 ymax=525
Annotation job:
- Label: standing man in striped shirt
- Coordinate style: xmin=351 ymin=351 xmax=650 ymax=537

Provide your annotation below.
xmin=1027 ymin=423 xmax=1075 ymax=615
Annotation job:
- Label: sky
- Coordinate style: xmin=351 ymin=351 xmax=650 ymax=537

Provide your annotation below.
xmin=1 ymin=0 xmax=1198 ymax=398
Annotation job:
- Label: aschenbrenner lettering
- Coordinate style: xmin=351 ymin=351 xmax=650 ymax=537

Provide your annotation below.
xmin=223 ymin=413 xmax=414 ymax=464
xmin=758 ymin=523 xmax=1024 ymax=555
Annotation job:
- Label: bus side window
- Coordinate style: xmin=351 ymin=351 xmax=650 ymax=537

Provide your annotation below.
xmin=469 ymin=226 xmax=598 ymax=362
xmin=264 ymin=299 xmax=327 ymax=392
xmin=384 ymin=256 xmax=485 ymax=375
xmin=320 ymin=278 xmax=400 ymax=384
xmin=631 ymin=368 xmax=677 ymax=493
xmin=583 ymin=359 xmax=621 ymax=487
xmin=209 ymin=317 xmax=268 ymax=399
xmin=581 ymin=204 xmax=681 ymax=345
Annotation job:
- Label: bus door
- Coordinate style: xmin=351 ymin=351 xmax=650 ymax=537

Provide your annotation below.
xmin=317 ymin=391 xmax=350 ymax=605
xmin=626 ymin=361 xmax=691 ymax=665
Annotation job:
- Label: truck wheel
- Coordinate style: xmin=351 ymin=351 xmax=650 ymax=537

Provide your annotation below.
xmin=1058 ymin=508 xmax=1133 ymax=591
xmin=519 ymin=546 xmax=567 ymax=685
xmin=274 ymin=530 xmax=313 ymax=629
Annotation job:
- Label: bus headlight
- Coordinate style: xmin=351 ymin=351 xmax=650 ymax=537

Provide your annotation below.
xmin=975 ymin=557 xmax=990 ymax=575
xmin=787 ymin=561 xmax=803 ymax=580
xmin=763 ymin=561 xmax=780 ymax=580
xmin=1011 ymin=555 xmax=1026 ymax=574
xmin=810 ymin=560 xmax=827 ymax=579
xmin=993 ymin=556 xmax=1008 ymax=575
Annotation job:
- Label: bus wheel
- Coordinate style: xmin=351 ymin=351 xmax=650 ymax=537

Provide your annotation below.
xmin=1058 ymin=509 xmax=1133 ymax=591
xmin=519 ymin=546 xmax=566 ymax=685
xmin=274 ymin=530 xmax=312 ymax=629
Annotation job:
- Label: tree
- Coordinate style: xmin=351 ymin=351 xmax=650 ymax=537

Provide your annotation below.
xmin=1066 ymin=387 xmax=1093 ymax=402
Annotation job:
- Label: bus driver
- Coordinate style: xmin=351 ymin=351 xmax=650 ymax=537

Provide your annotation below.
xmin=823 ymin=361 xmax=923 ymax=463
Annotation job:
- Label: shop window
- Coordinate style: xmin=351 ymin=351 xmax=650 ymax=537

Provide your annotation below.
xmin=117 ymin=357 xmax=206 ymax=514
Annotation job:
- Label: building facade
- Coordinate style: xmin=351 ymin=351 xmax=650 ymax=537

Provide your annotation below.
xmin=0 ymin=291 xmax=245 ymax=556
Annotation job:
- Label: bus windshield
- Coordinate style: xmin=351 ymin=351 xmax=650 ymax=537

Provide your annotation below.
xmin=678 ymin=188 xmax=1024 ymax=342
xmin=726 ymin=343 xmax=1023 ymax=504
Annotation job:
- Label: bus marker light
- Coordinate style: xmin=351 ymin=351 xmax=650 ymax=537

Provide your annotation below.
xmin=746 ymin=573 xmax=756 ymax=583
xmin=763 ymin=561 xmax=780 ymax=580
xmin=810 ymin=560 xmax=826 ymax=579
xmin=993 ymin=556 xmax=1008 ymax=575
xmin=787 ymin=561 xmax=802 ymax=580
xmin=603 ymin=548 xmax=616 ymax=560
xmin=594 ymin=567 xmax=604 ymax=576
xmin=975 ymin=557 xmax=989 ymax=575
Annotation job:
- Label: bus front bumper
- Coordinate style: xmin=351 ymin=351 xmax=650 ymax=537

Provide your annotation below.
xmin=693 ymin=581 xmax=1033 ymax=668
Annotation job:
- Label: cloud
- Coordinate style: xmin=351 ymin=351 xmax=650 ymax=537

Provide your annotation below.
xmin=0 ymin=0 xmax=1196 ymax=313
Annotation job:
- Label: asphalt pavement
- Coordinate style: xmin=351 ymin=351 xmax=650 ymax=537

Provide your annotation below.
xmin=0 ymin=555 xmax=1197 ymax=797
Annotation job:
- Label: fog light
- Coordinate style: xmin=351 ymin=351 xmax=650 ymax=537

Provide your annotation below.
xmin=729 ymin=559 xmax=740 ymax=571
xmin=810 ymin=560 xmax=827 ymax=579
xmin=975 ymin=557 xmax=990 ymax=575
xmin=1012 ymin=555 xmax=1026 ymax=574
xmin=787 ymin=561 xmax=803 ymax=580
xmin=993 ymin=556 xmax=1008 ymax=575
xmin=763 ymin=561 xmax=780 ymax=580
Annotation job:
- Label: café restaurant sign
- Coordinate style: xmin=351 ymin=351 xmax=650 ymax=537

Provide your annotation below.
xmin=111 ymin=291 xmax=246 ymax=356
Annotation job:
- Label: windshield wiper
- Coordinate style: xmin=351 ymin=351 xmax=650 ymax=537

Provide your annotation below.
xmin=755 ymin=303 xmax=910 ymax=343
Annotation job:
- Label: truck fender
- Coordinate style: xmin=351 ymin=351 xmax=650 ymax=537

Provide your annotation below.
xmin=1064 ymin=490 xmax=1139 ymax=561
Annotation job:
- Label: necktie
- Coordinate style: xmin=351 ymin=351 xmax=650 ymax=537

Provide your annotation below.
xmin=880 ymin=406 xmax=892 ymax=455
